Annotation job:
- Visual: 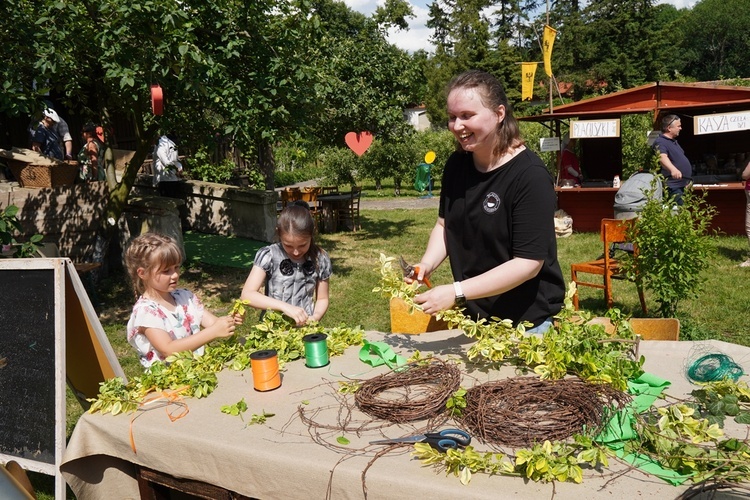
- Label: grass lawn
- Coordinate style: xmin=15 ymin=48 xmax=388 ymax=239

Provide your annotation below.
xmin=39 ymin=204 xmax=750 ymax=499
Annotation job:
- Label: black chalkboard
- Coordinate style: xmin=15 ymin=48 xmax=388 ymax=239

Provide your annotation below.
xmin=0 ymin=258 xmax=126 ymax=499
xmin=0 ymin=266 xmax=56 ymax=465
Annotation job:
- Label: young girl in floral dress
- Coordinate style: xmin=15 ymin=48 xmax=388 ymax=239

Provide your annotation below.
xmin=125 ymin=233 xmax=241 ymax=368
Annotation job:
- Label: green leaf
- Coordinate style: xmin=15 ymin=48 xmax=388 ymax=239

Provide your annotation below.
xmin=459 ymin=466 xmax=472 ymax=485
xmin=734 ymin=411 xmax=750 ymax=424
xmin=723 ymin=402 xmax=740 ymax=416
xmin=336 ymin=436 xmax=350 ymax=445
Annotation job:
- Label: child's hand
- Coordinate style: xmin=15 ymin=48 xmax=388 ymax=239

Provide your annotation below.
xmin=283 ymin=305 xmax=309 ymax=327
xmin=214 ymin=316 xmax=238 ymax=338
xmin=231 ymin=311 xmax=245 ymax=324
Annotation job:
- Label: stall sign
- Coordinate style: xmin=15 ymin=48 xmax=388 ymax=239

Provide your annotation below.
xmin=570 ymin=119 xmax=620 ymax=139
xmin=539 ymin=137 xmax=561 ymax=152
xmin=694 ymin=111 xmax=750 ymax=135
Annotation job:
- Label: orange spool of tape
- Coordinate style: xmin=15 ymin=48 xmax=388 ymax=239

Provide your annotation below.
xmin=151 ymin=84 xmax=164 ymax=115
xmin=250 ymin=350 xmax=281 ymax=391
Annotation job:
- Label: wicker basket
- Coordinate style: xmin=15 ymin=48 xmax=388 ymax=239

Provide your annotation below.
xmin=8 ymin=161 xmax=78 ymax=188
xmin=389 ymin=297 xmax=449 ymax=334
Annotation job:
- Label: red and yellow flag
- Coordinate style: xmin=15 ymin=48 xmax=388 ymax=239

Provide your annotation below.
xmin=542 ymin=25 xmax=557 ymax=77
xmin=521 ymin=62 xmax=538 ymax=101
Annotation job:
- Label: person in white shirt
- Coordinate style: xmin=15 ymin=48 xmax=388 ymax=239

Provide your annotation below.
xmin=152 ymin=134 xmax=184 ymax=197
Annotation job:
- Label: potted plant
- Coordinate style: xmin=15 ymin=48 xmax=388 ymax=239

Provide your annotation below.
xmin=372 ymin=253 xmax=448 ymax=334
xmin=0 ymin=205 xmax=43 ymax=258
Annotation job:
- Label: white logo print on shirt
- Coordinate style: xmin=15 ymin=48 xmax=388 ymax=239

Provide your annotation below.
xmin=483 ymin=192 xmax=501 ymax=214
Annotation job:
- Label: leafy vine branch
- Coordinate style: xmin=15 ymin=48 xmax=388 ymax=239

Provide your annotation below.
xmin=88 ymin=311 xmax=364 ymax=415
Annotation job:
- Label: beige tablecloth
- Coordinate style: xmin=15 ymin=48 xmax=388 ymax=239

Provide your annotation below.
xmin=60 ymin=332 xmax=750 ymax=499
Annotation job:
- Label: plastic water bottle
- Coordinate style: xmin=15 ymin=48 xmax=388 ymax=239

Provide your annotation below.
xmin=612 ymin=175 xmax=620 ymax=188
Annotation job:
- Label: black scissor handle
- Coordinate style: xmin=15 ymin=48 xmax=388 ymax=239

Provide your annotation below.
xmin=424 ymin=428 xmax=471 ymax=447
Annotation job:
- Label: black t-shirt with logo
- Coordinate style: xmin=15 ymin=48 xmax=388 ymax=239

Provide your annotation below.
xmin=438 ymin=149 xmax=565 ymax=327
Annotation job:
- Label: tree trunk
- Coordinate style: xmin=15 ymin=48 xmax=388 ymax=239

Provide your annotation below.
xmin=257 ymin=137 xmax=275 ymax=190
xmin=100 ymin=104 xmax=157 ymax=264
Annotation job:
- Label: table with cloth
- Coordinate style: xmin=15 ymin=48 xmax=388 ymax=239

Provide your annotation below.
xmin=60 ymin=331 xmax=750 ymax=499
xmin=316 ymin=193 xmax=352 ymax=233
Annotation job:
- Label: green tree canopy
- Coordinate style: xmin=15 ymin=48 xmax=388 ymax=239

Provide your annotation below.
xmin=678 ymin=0 xmax=750 ymax=81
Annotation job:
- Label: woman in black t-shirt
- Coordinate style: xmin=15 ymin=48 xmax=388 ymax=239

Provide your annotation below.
xmin=411 ymin=70 xmax=565 ymax=332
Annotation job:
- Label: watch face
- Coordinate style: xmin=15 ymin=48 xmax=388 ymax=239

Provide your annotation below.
xmin=455 ymin=295 xmax=467 ymax=307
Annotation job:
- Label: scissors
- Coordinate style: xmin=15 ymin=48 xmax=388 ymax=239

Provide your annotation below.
xmin=399 ymin=255 xmax=432 ymax=288
xmin=369 ymin=428 xmax=471 ymax=452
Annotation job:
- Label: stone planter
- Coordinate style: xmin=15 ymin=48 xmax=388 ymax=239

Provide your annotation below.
xmin=118 ymin=195 xmax=185 ymax=258
xmin=179 ymin=180 xmax=277 ymax=242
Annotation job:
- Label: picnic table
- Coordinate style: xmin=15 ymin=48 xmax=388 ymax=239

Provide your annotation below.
xmin=60 ymin=331 xmax=750 ymax=499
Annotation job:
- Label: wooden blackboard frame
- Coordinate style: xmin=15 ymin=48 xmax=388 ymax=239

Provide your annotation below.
xmin=0 ymin=258 xmax=126 ymax=499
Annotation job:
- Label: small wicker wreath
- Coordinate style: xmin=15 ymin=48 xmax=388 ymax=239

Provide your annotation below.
xmin=355 ymin=358 xmax=461 ymax=423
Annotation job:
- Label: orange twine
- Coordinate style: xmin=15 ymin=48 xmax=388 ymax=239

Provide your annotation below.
xmin=129 ymin=386 xmax=190 ymax=454
xmin=250 ymin=350 xmax=281 ymax=392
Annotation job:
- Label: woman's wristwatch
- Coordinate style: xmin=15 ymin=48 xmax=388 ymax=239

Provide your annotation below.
xmin=453 ymin=281 xmax=466 ymax=307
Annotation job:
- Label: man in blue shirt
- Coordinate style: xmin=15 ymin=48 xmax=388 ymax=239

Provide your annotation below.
xmin=31 ymin=109 xmax=64 ymax=160
xmin=652 ymin=114 xmax=692 ymax=206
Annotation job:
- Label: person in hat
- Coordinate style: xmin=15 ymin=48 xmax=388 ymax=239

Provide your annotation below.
xmin=28 ymin=103 xmax=74 ymax=160
xmin=31 ymin=109 xmax=64 ymax=160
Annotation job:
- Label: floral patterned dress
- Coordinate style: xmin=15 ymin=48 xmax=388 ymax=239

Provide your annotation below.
xmin=127 ymin=289 xmax=205 ymax=369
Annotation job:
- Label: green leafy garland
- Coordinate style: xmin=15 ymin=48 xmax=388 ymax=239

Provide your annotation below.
xmin=88 ymin=311 xmax=364 ymax=415
xmin=375 ymin=253 xmax=644 ymax=391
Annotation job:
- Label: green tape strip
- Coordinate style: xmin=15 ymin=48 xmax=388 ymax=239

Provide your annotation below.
xmin=359 ymin=341 xmax=406 ymax=369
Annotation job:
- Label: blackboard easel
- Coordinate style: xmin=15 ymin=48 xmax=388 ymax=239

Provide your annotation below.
xmin=0 ymin=258 xmax=125 ymax=499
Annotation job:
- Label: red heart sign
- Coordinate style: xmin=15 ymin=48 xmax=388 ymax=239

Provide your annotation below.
xmin=345 ymin=131 xmax=373 ymax=156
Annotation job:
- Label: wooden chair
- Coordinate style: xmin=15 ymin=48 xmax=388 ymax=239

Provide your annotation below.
xmin=300 ymin=186 xmax=320 ymax=208
xmin=571 ymin=218 xmax=647 ymax=313
xmin=335 ymin=186 xmax=362 ymax=232
xmin=588 ymin=317 xmax=680 ymax=340
xmin=279 ymin=187 xmax=301 ymax=209
xmin=300 ymin=187 xmax=322 ymax=227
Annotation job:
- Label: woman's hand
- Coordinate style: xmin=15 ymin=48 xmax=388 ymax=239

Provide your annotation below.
xmin=404 ymin=262 xmax=432 ymax=287
xmin=414 ymin=284 xmax=457 ymax=315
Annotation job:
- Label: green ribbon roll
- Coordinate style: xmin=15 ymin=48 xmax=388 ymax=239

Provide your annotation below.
xmin=303 ymin=333 xmax=330 ymax=368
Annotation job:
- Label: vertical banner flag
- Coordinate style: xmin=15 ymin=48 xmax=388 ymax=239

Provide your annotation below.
xmin=543 ymin=25 xmax=557 ymax=77
xmin=521 ymin=62 xmax=538 ymax=101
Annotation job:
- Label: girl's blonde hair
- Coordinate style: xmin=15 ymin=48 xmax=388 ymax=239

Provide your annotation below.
xmin=447 ymin=69 xmax=524 ymax=162
xmin=124 ymin=233 xmax=184 ymax=296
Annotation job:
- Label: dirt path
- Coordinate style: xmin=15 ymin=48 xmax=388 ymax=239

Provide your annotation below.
xmin=277 ymin=181 xmax=439 ymax=211
xmin=360 ymin=195 xmax=439 ymax=210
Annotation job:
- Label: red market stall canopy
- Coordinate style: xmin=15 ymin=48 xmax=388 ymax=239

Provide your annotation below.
xmin=520 ymin=81 xmax=750 ymax=122
xmin=520 ymin=81 xmax=750 ymax=235
xmin=520 ymin=80 xmax=750 ymax=181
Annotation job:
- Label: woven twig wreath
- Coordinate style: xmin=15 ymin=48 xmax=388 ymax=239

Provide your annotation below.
xmin=460 ymin=376 xmax=630 ymax=448
xmin=355 ymin=358 xmax=461 ymax=423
